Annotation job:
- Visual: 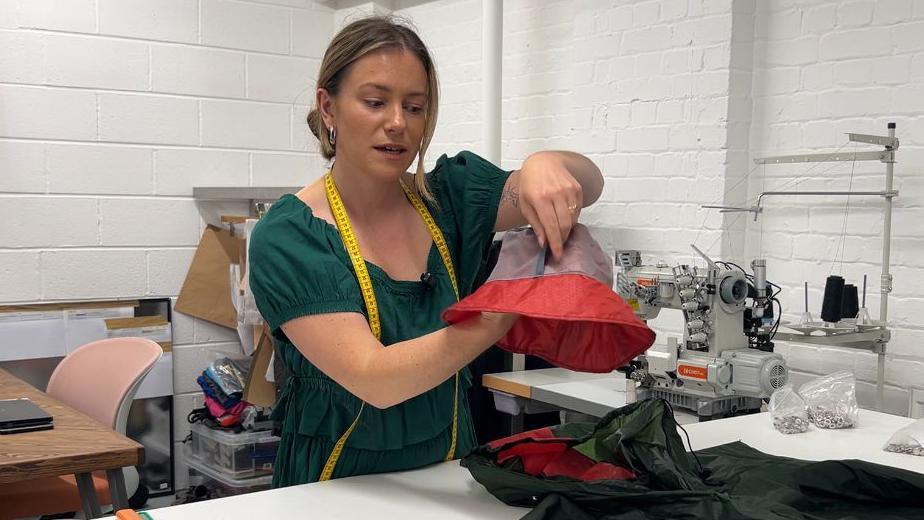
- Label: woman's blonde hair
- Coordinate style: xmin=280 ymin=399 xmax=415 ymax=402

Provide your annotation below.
xmin=307 ymin=16 xmax=439 ymax=203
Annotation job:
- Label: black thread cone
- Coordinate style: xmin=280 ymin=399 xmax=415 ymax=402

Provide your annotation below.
xmin=821 ymin=275 xmax=845 ymax=323
xmin=841 ymin=284 xmax=859 ymax=319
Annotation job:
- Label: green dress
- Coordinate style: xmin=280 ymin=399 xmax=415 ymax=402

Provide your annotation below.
xmin=249 ymin=151 xmax=511 ymax=487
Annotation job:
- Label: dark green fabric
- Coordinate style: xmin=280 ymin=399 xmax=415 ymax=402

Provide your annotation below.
xmin=463 ymin=399 xmax=924 ymax=520
xmin=249 ymin=151 xmax=511 ymax=487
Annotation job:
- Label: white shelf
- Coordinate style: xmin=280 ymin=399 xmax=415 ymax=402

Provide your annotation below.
xmin=192 ymin=187 xmax=299 ymax=201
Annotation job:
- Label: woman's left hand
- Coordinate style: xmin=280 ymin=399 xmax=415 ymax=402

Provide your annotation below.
xmin=517 ymin=151 xmax=584 ymax=260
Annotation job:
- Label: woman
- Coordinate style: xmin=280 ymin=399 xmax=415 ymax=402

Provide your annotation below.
xmin=249 ymin=16 xmax=603 ymax=487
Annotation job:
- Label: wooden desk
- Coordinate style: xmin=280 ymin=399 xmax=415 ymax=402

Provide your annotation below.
xmin=0 ymin=367 xmax=143 ymax=518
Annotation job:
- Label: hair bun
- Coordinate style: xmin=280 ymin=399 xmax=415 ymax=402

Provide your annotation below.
xmin=306 ymin=109 xmax=322 ymax=140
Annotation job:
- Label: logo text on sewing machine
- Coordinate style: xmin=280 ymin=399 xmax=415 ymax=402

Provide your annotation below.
xmin=677 ymin=365 xmax=708 ymax=379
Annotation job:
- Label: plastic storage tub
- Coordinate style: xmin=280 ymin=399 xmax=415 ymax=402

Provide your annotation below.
xmin=186 ymin=453 xmax=272 ymax=498
xmin=188 ymin=423 xmax=280 ymax=478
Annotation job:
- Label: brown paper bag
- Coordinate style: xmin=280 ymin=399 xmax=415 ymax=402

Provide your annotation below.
xmin=243 ymin=324 xmax=276 ymax=407
xmin=175 ymin=225 xmax=239 ymax=329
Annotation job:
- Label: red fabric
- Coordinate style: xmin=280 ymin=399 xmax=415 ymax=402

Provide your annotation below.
xmin=539 ymin=450 xmax=635 ymax=481
xmin=205 ymin=395 xmax=247 ymax=417
xmin=487 ymin=426 xmax=637 ymax=482
xmin=443 ymin=274 xmax=655 ymax=373
xmin=490 ymin=434 xmax=637 ymax=482
xmin=205 ymin=395 xmax=248 ymax=426
xmin=580 ymin=461 xmax=636 ymax=481
xmin=540 ymin=448 xmax=596 ymax=478
xmin=487 ymin=426 xmax=556 ymax=450
xmin=497 ymin=441 xmax=570 ymax=476
xmin=205 ymin=395 xmax=228 ymax=417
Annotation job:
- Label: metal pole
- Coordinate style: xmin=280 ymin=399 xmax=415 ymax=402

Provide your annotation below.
xmin=804 ymin=281 xmax=809 ymax=314
xmin=483 ymin=1 xmax=526 ymax=403
xmin=760 ymin=190 xmax=894 ymax=197
xmin=745 ymin=190 xmax=900 ymax=221
xmin=877 ymin=122 xmax=896 ymax=412
xmin=482 ymin=0 xmax=502 ymax=165
xmin=757 ymin=190 xmax=897 ymax=212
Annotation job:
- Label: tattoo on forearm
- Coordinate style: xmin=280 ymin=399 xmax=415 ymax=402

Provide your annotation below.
xmin=501 ymin=187 xmax=520 ymax=208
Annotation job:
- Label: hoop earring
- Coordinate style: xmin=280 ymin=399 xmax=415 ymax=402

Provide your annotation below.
xmin=328 ymin=127 xmax=336 ymax=146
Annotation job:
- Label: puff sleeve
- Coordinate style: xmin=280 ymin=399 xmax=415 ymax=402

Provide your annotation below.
xmin=248 ymin=197 xmax=362 ymax=342
xmin=428 ymin=151 xmax=512 ymax=297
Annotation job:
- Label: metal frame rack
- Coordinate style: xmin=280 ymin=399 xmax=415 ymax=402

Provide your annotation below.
xmin=711 ymin=123 xmax=899 ymax=411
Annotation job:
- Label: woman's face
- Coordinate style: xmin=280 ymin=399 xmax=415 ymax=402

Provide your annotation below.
xmin=321 ymin=48 xmax=429 ymax=181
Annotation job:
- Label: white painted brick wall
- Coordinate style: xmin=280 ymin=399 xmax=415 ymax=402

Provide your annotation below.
xmin=0 ymin=141 xmax=45 ymax=193
xmin=0 ymin=0 xmax=16 ymax=29
xmin=0 ymin=85 xmax=97 ymax=140
xmin=195 ymin=319 xmax=242 ymax=344
xmin=151 ymin=45 xmax=246 ymax=98
xmin=99 ymin=199 xmax=202 ymax=247
xmin=749 ymin=0 xmax=924 ymax=414
xmin=42 ymin=250 xmax=148 ymax=300
xmin=291 ymin=104 xmax=314 ymax=152
xmin=147 ymin=249 xmax=196 ymax=297
xmin=201 ymin=99 xmax=292 ymax=149
xmin=0 ymin=1 xmax=333 ymax=441
xmin=44 ymin=34 xmax=150 ymax=90
xmin=0 ymin=197 xmax=99 ymax=248
xmin=246 ymin=54 xmax=318 ymax=104
xmin=5 ymin=0 xmax=921 ymax=439
xmin=170 ymin=297 xmax=195 ymax=345
xmin=15 ymin=0 xmax=97 ymax=33
xmin=251 ymin=152 xmax=323 ymax=186
xmin=201 ymin=0 xmax=291 ymax=54
xmin=0 ymin=252 xmax=41 ymax=302
xmin=292 ymin=7 xmax=335 ymax=57
xmin=0 ymin=31 xmax=43 ymax=83
xmin=47 ymin=144 xmax=155 ymax=195
xmin=98 ymin=0 xmax=199 ymax=44
xmin=154 ymin=149 xmax=250 ymax=196
xmin=99 ymin=93 xmax=200 ymax=146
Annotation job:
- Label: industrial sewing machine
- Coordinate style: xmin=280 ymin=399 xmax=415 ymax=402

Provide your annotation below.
xmin=615 ymin=246 xmax=789 ymax=419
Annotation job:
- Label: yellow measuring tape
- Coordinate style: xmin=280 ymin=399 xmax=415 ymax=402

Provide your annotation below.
xmin=319 ymin=173 xmax=461 ymax=481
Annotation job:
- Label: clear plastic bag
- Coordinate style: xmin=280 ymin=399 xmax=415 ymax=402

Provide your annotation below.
xmin=798 ymin=371 xmax=859 ymax=429
xmin=206 ymin=357 xmax=247 ymax=396
xmin=883 ymin=418 xmax=924 ymax=456
xmin=769 ymin=384 xmax=810 ymax=434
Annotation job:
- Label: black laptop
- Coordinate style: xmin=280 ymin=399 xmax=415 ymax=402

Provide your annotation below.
xmin=0 ymin=398 xmax=54 ymax=434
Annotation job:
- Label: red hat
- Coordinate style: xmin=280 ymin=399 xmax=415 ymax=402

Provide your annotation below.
xmin=443 ymin=225 xmax=655 ymax=373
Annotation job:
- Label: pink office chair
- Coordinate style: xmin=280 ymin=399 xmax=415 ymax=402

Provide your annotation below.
xmin=0 ymin=337 xmax=162 ymax=520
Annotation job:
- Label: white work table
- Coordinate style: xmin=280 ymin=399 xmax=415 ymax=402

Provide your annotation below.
xmin=109 ymin=461 xmax=523 ymax=520
xmin=108 ymin=408 xmax=922 ymax=519
xmin=483 ymin=367 xmax=706 ymax=423
xmin=481 ymin=367 xmax=620 ymax=401
xmin=685 ymin=408 xmax=924 ymax=472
